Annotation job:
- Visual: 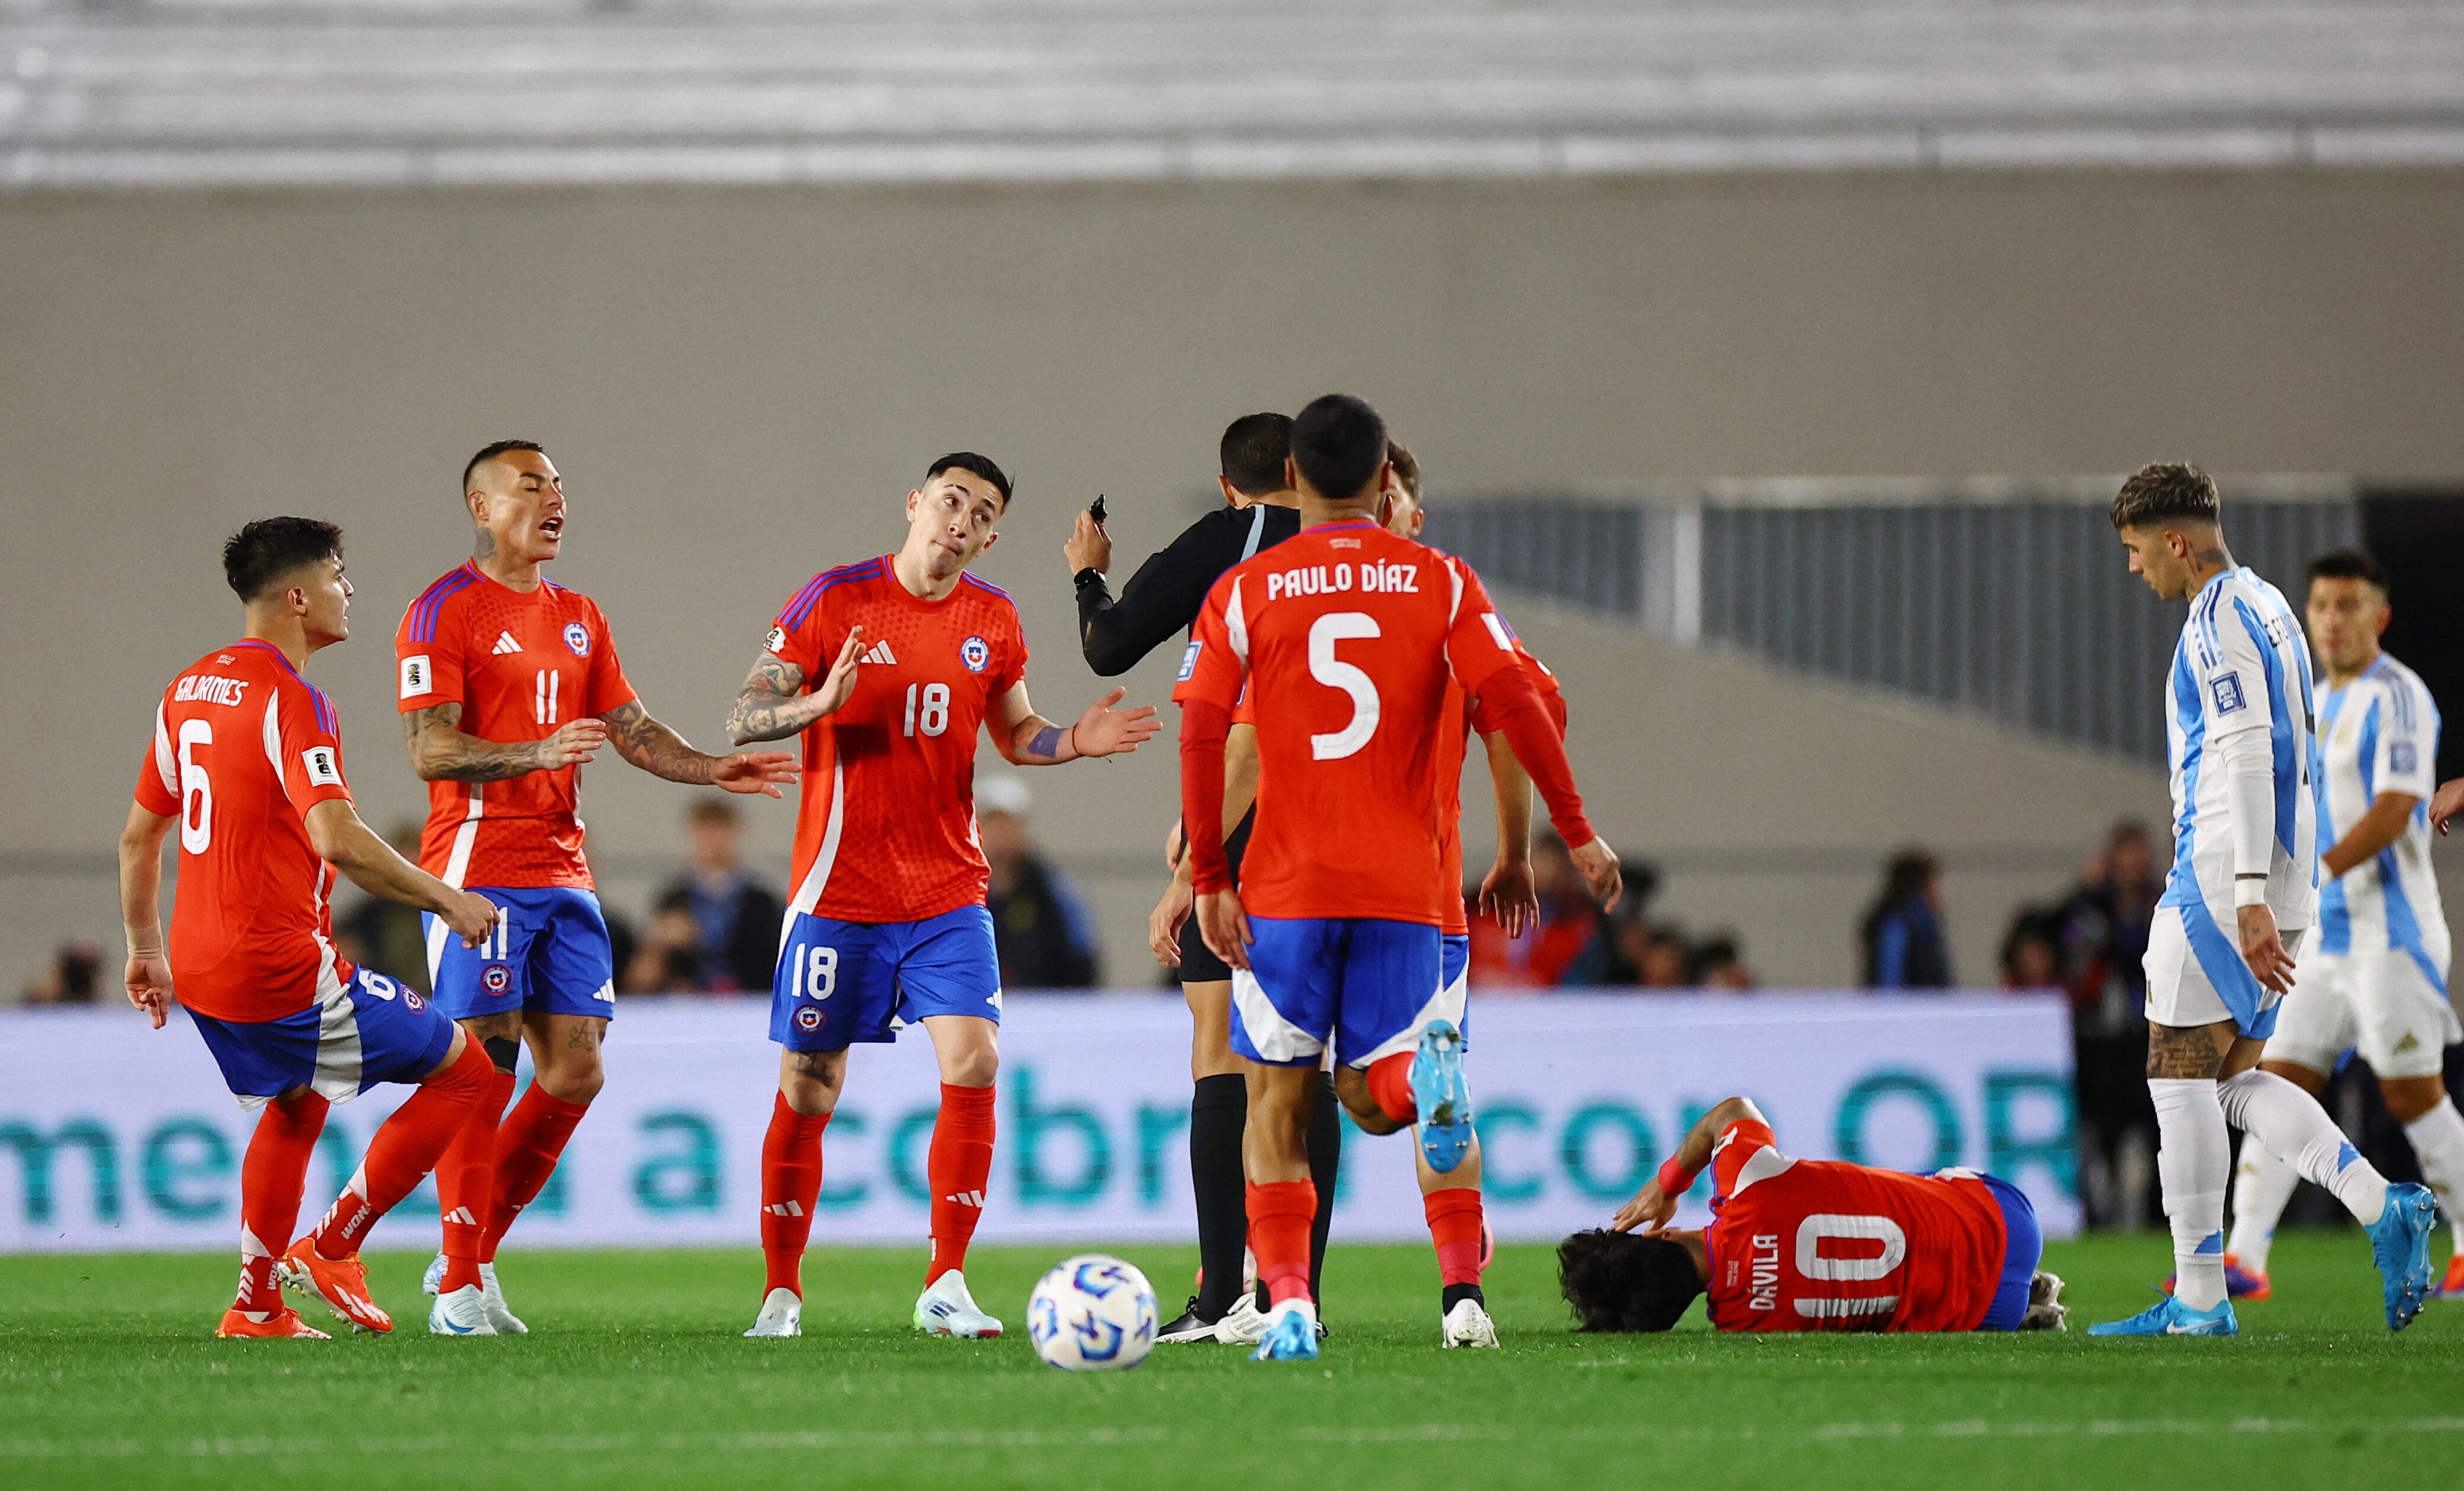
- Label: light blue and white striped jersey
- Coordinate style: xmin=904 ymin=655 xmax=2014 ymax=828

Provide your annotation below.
xmin=2315 ymin=651 xmax=2448 ymax=984
xmin=2159 ymin=567 xmax=2320 ymax=931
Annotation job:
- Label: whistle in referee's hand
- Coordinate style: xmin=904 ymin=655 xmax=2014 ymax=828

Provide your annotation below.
xmin=1088 ymin=494 xmax=1108 ymax=525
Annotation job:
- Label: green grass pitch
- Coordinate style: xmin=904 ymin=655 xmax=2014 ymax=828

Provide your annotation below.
xmin=3 ymin=1233 xmax=2459 ymax=1489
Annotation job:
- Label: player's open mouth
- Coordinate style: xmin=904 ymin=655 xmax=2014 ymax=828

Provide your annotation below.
xmin=539 ymin=516 xmax=564 ymax=538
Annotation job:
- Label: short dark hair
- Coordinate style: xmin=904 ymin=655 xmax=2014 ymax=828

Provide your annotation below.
xmin=1558 ymin=1229 xmax=1704 ymax=1332
xmin=2110 ymin=462 xmax=2220 ymax=531
xmin=1219 ymin=413 xmax=1294 ymax=499
xmin=464 ymin=439 xmax=545 ymax=496
xmin=927 ymin=452 xmax=1013 ymax=509
xmin=1289 ymin=393 xmax=1389 ymax=503
xmin=223 ymin=517 xmax=343 ymax=602
xmin=1387 ymin=438 xmax=1422 ymax=501
xmin=2308 ymin=548 xmax=2389 ymax=595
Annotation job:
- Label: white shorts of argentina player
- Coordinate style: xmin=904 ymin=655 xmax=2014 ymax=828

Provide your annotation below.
xmin=2269 ymin=949 xmax=2462 ymax=1080
xmin=2144 ymin=567 xmax=2321 ymax=1036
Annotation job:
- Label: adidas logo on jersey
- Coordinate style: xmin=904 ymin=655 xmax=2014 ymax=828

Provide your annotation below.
xmin=492 ymin=632 xmax=523 ymax=655
xmin=862 ymin=641 xmax=898 ymax=666
xmin=2395 ymin=1033 xmax=2423 ymax=1054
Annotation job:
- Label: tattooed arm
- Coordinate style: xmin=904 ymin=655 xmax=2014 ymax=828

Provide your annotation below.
xmin=604 ymin=699 xmax=797 ymax=796
xmin=725 ymin=631 xmax=865 ymax=746
xmin=403 ymin=700 xmax=607 ymax=782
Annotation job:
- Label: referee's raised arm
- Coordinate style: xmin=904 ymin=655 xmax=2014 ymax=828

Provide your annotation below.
xmin=1065 ymin=412 xmax=1302 ymax=676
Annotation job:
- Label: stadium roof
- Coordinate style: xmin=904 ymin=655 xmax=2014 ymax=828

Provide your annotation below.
xmin=5 ymin=1 xmax=2464 ymax=190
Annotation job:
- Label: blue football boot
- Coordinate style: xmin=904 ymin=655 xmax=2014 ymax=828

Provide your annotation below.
xmin=2367 ymin=1182 xmax=2438 ymax=1332
xmin=1250 ymin=1304 xmax=1321 ymax=1363
xmin=1411 ymin=1020 xmax=1474 ymax=1174
xmin=2087 ymin=1292 xmax=2237 ymax=1337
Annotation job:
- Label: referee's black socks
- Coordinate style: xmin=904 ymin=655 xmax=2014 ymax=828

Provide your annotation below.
xmin=1189 ymin=1074 xmax=1249 ymax=1322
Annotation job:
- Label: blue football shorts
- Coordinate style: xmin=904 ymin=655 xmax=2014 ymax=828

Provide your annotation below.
xmin=1230 ymin=916 xmax=1454 ymax=1070
xmin=190 ymin=964 xmax=457 ymax=1110
xmin=425 ymin=885 xmax=618 ymax=1023
xmin=771 ymin=903 xmax=1004 ymax=1052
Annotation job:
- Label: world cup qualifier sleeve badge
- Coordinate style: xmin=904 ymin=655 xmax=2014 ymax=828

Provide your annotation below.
xmin=961 ymin=636 xmax=990 ymax=673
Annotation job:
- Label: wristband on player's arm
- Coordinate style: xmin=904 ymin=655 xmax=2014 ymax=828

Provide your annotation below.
xmin=1656 ymin=1156 xmax=1702 ymax=1198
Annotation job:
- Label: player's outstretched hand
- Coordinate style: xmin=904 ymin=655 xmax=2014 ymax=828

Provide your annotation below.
xmin=1149 ymin=874 xmax=1194 ymax=968
xmin=711 ymin=750 xmax=800 ymax=798
xmin=813 ymin=628 xmax=866 ymax=718
xmin=1569 ymin=837 xmax=1623 ymax=913
xmin=1072 ymin=687 xmax=1162 ymax=758
xmin=537 ymin=716 xmax=611 ymax=771
xmin=441 ymin=889 xmax=503 ymax=951
xmin=2237 ymin=902 xmax=2295 ymax=995
xmin=1196 ymin=889 xmax=1252 ymax=971
xmin=1611 ymin=1178 xmax=1676 ymax=1235
xmin=124 ymin=952 xmax=174 ymax=1030
xmin=1064 ymin=506 xmax=1111 ymax=576
xmin=1479 ymin=856 xmax=1540 ymax=939
xmin=2433 ymin=777 xmax=2464 ymax=836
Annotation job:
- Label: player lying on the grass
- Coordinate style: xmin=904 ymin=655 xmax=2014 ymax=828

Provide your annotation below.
xmin=2096 ymin=464 xmax=2434 ymax=1338
xmin=727 ymin=452 xmax=1161 ymax=1341
xmin=399 ymin=441 xmax=798 ymax=1337
xmin=1560 ymin=1096 xmax=2066 ymax=1334
xmin=119 ymin=518 xmax=503 ymax=1339
xmin=1178 ymin=393 xmax=1620 ymax=1362
xmin=2222 ymin=550 xmax=2464 ymax=1304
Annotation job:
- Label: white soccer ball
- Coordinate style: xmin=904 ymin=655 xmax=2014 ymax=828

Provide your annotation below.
xmin=1027 ymin=1255 xmax=1158 ymax=1371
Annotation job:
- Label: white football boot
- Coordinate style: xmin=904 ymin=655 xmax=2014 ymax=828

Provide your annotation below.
xmin=1213 ymin=1293 xmax=1268 ymax=1345
xmin=913 ymin=1271 xmax=1003 ymax=1338
xmin=478 ymin=1262 xmax=528 ymax=1335
xmin=1441 ymin=1298 xmax=1500 ymax=1349
xmin=744 ymin=1287 xmax=802 ymax=1338
xmin=429 ymin=1284 xmax=497 ymax=1336
xmin=420 ymin=1252 xmax=446 ymax=1297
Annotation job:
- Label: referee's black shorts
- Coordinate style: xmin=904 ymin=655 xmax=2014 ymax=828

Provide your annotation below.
xmin=1175 ymin=808 xmax=1255 ymax=985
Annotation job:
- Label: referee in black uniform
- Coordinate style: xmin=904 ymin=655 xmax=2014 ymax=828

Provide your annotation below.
xmin=1064 ymin=412 xmax=1341 ymax=1343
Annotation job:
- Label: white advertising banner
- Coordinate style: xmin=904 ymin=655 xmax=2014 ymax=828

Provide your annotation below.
xmin=0 ymin=992 xmax=2079 ymax=1254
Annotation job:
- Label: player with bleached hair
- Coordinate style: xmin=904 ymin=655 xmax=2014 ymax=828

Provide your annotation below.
xmin=2223 ymin=549 xmax=2464 ymax=1302
xmin=2093 ymin=464 xmax=2434 ymax=1336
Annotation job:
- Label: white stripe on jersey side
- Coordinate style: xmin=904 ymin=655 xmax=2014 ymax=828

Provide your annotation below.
xmin=1225 ymin=577 xmax=1250 ymax=664
xmin=780 ymin=757 xmax=847 ymax=952
xmin=153 ymin=703 xmax=179 ymax=801
xmin=1793 ymin=1296 xmax=1898 ymax=1320
xmin=1447 ymin=558 xmax=1466 ymax=625
xmin=1729 ymin=1145 xmax=1796 ymax=1198
xmin=261 ymin=690 xmax=284 ymax=781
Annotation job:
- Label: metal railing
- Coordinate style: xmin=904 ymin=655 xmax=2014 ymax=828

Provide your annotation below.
xmin=1422 ymin=477 xmax=2360 ymax=763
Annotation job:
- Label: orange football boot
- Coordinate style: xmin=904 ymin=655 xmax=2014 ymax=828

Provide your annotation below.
xmin=2437 ymin=1254 xmax=2464 ymax=1302
xmin=217 ymin=1307 xmax=331 ymax=1339
xmin=278 ymin=1236 xmax=393 ymax=1333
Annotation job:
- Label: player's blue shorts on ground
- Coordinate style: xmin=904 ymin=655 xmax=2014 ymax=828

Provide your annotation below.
xmin=1443 ymin=932 xmax=1472 ymax=1044
xmin=1231 ymin=917 xmax=1448 ymax=1070
xmin=425 ymin=886 xmax=618 ymax=1023
xmin=771 ymin=903 xmax=1004 ymax=1052
xmin=191 ymin=964 xmax=457 ymax=1110
xmin=1976 ymin=1173 xmax=2045 ymax=1332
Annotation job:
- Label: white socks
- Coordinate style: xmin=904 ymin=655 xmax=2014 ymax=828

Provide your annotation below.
xmin=2151 ymin=1078 xmax=2231 ymax=1311
xmin=2226 ymin=1139 xmax=2300 ymax=1277
xmin=2218 ymin=1069 xmax=2388 ymax=1226
xmin=2404 ymin=1098 xmax=2464 ymax=1249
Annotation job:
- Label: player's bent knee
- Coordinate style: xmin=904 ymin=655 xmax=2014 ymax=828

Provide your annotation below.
xmin=2381 ymin=1076 xmax=2446 ymax=1124
xmin=1332 ymin=1068 xmax=1400 ymax=1134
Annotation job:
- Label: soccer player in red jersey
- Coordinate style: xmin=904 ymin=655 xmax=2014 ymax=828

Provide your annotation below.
xmin=1557 ymin=1095 xmax=2065 ymax=1334
xmin=1177 ymin=394 xmax=1620 ymax=1360
xmin=725 ymin=453 xmax=1161 ymax=1339
xmin=396 ymin=441 xmax=796 ymax=1335
xmin=1348 ymin=439 xmax=1562 ymax=1348
xmin=118 ymin=518 xmax=505 ymax=1338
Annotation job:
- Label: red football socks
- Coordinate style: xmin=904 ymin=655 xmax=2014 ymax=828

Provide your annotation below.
xmin=1247 ymin=1180 xmax=1319 ymax=1307
xmin=237 ymin=1090 xmax=329 ymax=1310
xmin=1425 ymin=1187 xmax=1486 ymax=1288
xmin=759 ymin=1093 xmax=833 ymax=1297
xmin=435 ymin=1066 xmax=516 ymax=1291
xmin=1366 ymin=1053 xmax=1418 ymax=1126
xmin=311 ymin=1038 xmax=491 ymax=1259
xmin=481 ymin=1083 xmax=590 ymax=1262
xmin=926 ymin=1083 xmax=997 ymax=1286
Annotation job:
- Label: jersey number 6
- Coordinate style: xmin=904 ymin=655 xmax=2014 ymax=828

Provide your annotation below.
xmin=1308 ymin=612 xmax=1382 ymax=761
xmin=176 ymin=719 xmax=214 ymax=854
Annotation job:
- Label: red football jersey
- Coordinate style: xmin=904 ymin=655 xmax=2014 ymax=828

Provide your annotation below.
xmin=764 ymin=558 xmax=1029 ymax=924
xmin=1442 ymin=621 xmax=1565 ymax=937
xmin=394 ymin=563 xmax=637 ymax=890
xmin=133 ymin=640 xmax=357 ymax=1023
xmin=1702 ymin=1119 xmax=2007 ymax=1333
xmin=1174 ymin=520 xmax=1522 ymax=925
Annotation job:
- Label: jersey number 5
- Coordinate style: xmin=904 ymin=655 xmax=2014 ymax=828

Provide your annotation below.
xmin=1308 ymin=612 xmax=1381 ymax=760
